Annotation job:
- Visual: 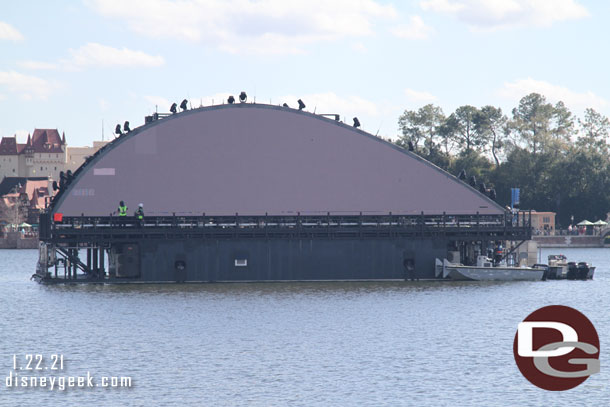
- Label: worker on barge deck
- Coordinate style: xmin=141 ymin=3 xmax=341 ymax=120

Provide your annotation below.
xmin=117 ymin=200 xmax=128 ymax=227
xmin=135 ymin=203 xmax=144 ymax=227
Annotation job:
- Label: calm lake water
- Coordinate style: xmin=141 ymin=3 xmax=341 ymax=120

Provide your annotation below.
xmin=0 ymin=247 xmax=608 ymax=406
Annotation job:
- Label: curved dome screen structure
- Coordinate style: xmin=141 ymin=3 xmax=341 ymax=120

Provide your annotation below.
xmin=53 ymin=104 xmax=503 ymax=217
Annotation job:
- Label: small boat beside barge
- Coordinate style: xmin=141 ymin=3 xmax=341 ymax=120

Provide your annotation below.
xmin=546 ymin=255 xmax=594 ymax=280
xmin=435 ymin=254 xmax=595 ymax=282
xmin=435 ymin=256 xmax=545 ymax=281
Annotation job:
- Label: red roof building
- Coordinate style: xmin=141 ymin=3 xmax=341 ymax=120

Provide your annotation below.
xmin=0 ymin=177 xmax=52 ymax=226
xmin=0 ymin=129 xmax=67 ymax=181
xmin=29 ymin=129 xmax=66 ymax=153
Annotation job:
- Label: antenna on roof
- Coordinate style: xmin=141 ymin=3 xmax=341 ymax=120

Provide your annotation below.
xmin=375 ymin=121 xmax=382 ymax=137
xmin=102 ymin=119 xmax=104 ymax=141
xmin=313 ymin=106 xmax=316 ymax=114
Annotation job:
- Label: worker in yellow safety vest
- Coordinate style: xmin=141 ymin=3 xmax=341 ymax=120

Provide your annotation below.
xmin=135 ymin=203 xmax=144 ymax=226
xmin=118 ymin=201 xmax=128 ymax=216
xmin=117 ymin=201 xmax=128 ymax=227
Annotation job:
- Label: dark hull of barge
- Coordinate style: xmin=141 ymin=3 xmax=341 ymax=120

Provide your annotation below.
xmin=35 ymin=213 xmax=531 ymax=283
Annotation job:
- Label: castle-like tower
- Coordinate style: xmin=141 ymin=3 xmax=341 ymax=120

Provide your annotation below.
xmin=0 ymin=129 xmax=67 ymax=181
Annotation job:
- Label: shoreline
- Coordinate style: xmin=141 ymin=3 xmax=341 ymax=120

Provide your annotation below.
xmin=533 ymin=235 xmax=605 ymax=248
xmin=0 ymin=232 xmax=38 ymax=249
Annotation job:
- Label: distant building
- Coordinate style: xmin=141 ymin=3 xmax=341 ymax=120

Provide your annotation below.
xmin=0 ymin=129 xmax=108 ymax=181
xmin=0 ymin=129 xmax=67 ymax=181
xmin=520 ymin=210 xmax=556 ymax=235
xmin=0 ymin=177 xmax=52 ymax=226
xmin=66 ymin=141 xmax=109 ymax=172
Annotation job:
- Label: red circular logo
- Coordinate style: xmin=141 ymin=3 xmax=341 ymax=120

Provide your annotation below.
xmin=513 ymin=305 xmax=599 ymax=391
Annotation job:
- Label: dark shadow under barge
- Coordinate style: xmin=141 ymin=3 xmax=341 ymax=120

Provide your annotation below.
xmin=34 ymin=213 xmax=531 ymax=284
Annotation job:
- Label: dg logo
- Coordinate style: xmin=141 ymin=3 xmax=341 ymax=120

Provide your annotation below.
xmin=513 ymin=305 xmax=600 ymax=391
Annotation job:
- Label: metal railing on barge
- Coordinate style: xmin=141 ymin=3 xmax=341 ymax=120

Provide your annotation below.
xmin=39 ymin=211 xmax=532 ymax=245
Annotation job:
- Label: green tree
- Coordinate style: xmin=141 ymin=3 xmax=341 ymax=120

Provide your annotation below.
xmin=473 ymin=105 xmax=507 ymax=167
xmin=490 ymin=147 xmax=535 ymax=208
xmin=397 ymin=104 xmax=445 ymax=155
xmin=444 ymin=105 xmax=482 ymax=152
xmin=511 ymin=93 xmax=554 ymax=156
xmin=551 ymin=145 xmax=610 ymax=226
xmin=450 ymin=149 xmax=493 ymax=187
xmin=549 ymin=101 xmax=574 ymax=156
xmin=577 ymin=108 xmax=610 ymax=153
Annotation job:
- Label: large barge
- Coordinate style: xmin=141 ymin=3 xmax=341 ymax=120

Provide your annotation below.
xmin=34 ymin=101 xmax=531 ymax=283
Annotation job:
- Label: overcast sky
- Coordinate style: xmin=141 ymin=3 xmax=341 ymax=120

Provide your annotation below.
xmin=1 ymin=0 xmax=607 ymax=146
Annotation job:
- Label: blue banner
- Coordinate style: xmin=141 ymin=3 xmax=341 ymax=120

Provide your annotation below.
xmin=511 ymin=188 xmax=520 ymax=208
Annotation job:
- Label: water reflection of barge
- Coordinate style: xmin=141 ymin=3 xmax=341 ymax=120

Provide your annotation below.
xmin=34 ymin=102 xmax=532 ymax=284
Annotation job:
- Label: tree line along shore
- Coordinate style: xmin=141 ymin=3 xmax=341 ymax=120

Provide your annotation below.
xmin=395 ymin=92 xmax=609 ymax=228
